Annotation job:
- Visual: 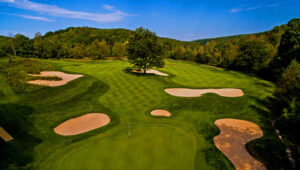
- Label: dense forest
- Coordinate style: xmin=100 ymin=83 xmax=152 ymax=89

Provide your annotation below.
xmin=0 ymin=18 xmax=299 ymax=167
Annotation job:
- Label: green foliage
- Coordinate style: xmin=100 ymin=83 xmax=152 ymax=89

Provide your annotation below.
xmin=277 ymin=60 xmax=300 ymax=102
xmin=265 ymin=60 xmax=300 ymax=167
xmin=278 ymin=18 xmax=300 ymax=67
xmin=0 ymin=36 xmax=13 ymax=58
xmin=233 ymin=38 xmax=273 ymax=73
xmin=276 ymin=61 xmax=300 ymax=140
xmin=112 ymin=42 xmax=127 ymax=57
xmin=0 ymin=58 xmax=54 ymax=93
xmin=85 ymin=40 xmax=110 ymax=59
xmin=70 ymin=44 xmax=86 ymax=59
xmin=14 ymin=34 xmax=35 ymax=58
xmin=127 ymin=27 xmax=164 ymax=73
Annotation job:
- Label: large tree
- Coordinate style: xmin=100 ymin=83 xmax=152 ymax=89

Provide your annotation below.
xmin=85 ymin=40 xmax=110 ymax=59
xmin=278 ymin=18 xmax=300 ymax=67
xmin=274 ymin=60 xmax=300 ymax=146
xmin=233 ymin=38 xmax=273 ymax=73
xmin=112 ymin=42 xmax=127 ymax=57
xmin=127 ymin=27 xmax=164 ymax=74
xmin=269 ymin=18 xmax=300 ymax=80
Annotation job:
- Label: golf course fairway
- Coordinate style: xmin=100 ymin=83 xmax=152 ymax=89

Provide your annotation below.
xmin=0 ymin=58 xmax=286 ymax=170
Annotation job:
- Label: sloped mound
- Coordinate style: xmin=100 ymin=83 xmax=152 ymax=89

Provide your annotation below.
xmin=165 ymin=88 xmax=243 ymax=97
xmin=132 ymin=69 xmax=168 ymax=76
xmin=150 ymin=109 xmax=171 ymax=117
xmin=214 ymin=119 xmax=266 ymax=170
xmin=27 ymin=71 xmax=83 ymax=87
xmin=54 ymin=113 xmax=110 ymax=136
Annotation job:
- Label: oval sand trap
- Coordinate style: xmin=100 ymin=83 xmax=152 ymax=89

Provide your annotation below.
xmin=150 ymin=109 xmax=171 ymax=117
xmin=132 ymin=69 xmax=168 ymax=76
xmin=27 ymin=71 xmax=83 ymax=87
xmin=54 ymin=113 xmax=110 ymax=136
xmin=165 ymin=88 xmax=243 ymax=97
xmin=214 ymin=119 xmax=266 ymax=170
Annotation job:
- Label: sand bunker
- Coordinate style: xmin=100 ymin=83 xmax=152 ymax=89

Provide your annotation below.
xmin=132 ymin=69 xmax=168 ymax=76
xmin=0 ymin=127 xmax=13 ymax=142
xmin=214 ymin=119 xmax=266 ymax=170
xmin=27 ymin=71 xmax=83 ymax=87
xmin=54 ymin=113 xmax=110 ymax=136
xmin=150 ymin=109 xmax=171 ymax=117
xmin=165 ymin=88 xmax=243 ymax=97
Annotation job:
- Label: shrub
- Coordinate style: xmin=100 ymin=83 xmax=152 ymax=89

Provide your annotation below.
xmin=0 ymin=58 xmax=54 ymax=93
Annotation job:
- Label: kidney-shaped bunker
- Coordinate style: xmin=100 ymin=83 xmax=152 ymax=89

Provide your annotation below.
xmin=54 ymin=113 xmax=110 ymax=136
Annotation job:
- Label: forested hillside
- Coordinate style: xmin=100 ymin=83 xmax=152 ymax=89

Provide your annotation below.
xmin=0 ymin=21 xmax=289 ymax=79
xmin=0 ymin=19 xmax=297 ymax=80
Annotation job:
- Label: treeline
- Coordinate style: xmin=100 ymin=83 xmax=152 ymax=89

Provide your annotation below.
xmin=0 ymin=28 xmax=132 ymax=59
xmin=0 ymin=22 xmax=289 ymax=79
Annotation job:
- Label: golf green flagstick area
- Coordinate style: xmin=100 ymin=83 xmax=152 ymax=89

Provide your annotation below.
xmin=0 ymin=59 xmax=289 ymax=169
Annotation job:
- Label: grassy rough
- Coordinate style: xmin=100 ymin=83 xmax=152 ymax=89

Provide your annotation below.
xmin=0 ymin=58 xmax=54 ymax=93
xmin=0 ymin=59 xmax=289 ymax=170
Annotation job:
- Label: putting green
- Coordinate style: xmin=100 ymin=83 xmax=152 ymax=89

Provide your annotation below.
xmin=39 ymin=124 xmax=197 ymax=170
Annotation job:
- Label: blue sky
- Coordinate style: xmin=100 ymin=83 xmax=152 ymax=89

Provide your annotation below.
xmin=0 ymin=0 xmax=299 ymax=41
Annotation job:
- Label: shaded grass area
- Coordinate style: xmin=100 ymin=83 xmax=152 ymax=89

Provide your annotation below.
xmin=0 ymin=59 xmax=290 ymax=169
xmin=0 ymin=104 xmax=41 ymax=169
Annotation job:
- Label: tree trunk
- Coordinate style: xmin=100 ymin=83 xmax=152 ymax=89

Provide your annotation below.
xmin=11 ymin=39 xmax=16 ymax=57
xmin=143 ymin=68 xmax=147 ymax=74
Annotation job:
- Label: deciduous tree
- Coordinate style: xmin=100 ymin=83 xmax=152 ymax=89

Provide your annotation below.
xmin=127 ymin=27 xmax=164 ymax=74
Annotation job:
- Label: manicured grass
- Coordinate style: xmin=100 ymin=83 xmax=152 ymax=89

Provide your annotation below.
xmin=0 ymin=59 xmax=289 ymax=169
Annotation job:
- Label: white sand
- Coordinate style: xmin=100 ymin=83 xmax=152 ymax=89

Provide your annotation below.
xmin=0 ymin=127 xmax=13 ymax=142
xmin=214 ymin=119 xmax=265 ymax=170
xmin=165 ymin=88 xmax=244 ymax=97
xmin=132 ymin=69 xmax=168 ymax=76
xmin=150 ymin=109 xmax=171 ymax=117
xmin=54 ymin=113 xmax=110 ymax=136
xmin=27 ymin=71 xmax=83 ymax=87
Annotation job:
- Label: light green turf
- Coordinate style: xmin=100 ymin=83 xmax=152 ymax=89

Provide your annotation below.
xmin=1 ymin=59 xmax=282 ymax=170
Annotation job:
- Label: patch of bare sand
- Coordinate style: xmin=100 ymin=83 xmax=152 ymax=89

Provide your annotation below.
xmin=132 ymin=69 xmax=168 ymax=76
xmin=27 ymin=71 xmax=83 ymax=87
xmin=0 ymin=126 xmax=13 ymax=142
xmin=165 ymin=88 xmax=243 ymax=97
xmin=54 ymin=113 xmax=110 ymax=136
xmin=150 ymin=109 xmax=171 ymax=117
xmin=214 ymin=119 xmax=266 ymax=170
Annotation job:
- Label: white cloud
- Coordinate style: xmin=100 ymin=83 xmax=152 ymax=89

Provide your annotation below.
xmin=103 ymin=4 xmax=114 ymax=11
xmin=14 ymin=14 xmax=53 ymax=22
xmin=0 ymin=0 xmax=15 ymax=2
xmin=0 ymin=0 xmax=135 ymax=23
xmin=230 ymin=5 xmax=262 ymax=13
xmin=246 ymin=6 xmax=261 ymax=10
xmin=229 ymin=3 xmax=280 ymax=13
xmin=230 ymin=8 xmax=241 ymax=13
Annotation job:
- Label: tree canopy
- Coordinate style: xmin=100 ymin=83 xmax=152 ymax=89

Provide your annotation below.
xmin=127 ymin=27 xmax=164 ymax=74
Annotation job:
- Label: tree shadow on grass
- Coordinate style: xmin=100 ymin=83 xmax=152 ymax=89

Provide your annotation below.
xmin=247 ymin=96 xmax=292 ymax=169
xmin=0 ymin=103 xmax=41 ymax=169
xmin=194 ymin=121 xmax=234 ymax=170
